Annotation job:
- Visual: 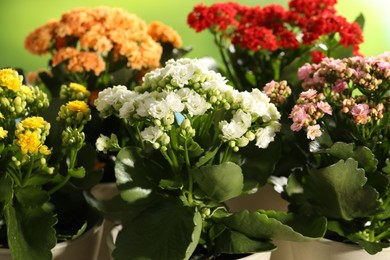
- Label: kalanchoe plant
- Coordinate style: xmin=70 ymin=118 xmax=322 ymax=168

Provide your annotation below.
xmin=0 ymin=69 xmax=100 ymax=259
xmin=86 ymin=58 xmax=327 ymax=260
xmin=187 ymin=0 xmax=365 ymax=181
xmin=283 ymin=52 xmax=390 ymax=254
xmin=187 ymin=0 xmax=364 ymax=91
xmin=25 ymin=6 xmax=191 ymax=182
xmin=25 ymin=6 xmax=190 ymax=97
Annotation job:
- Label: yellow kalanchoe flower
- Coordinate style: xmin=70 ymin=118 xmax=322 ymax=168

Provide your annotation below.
xmin=69 ymin=83 xmax=89 ymax=94
xmin=67 ymin=100 xmax=89 ymax=113
xmin=39 ymin=145 xmax=51 ymax=155
xmin=0 ymin=127 xmax=8 ymax=139
xmin=0 ymin=68 xmax=23 ymax=91
xmin=21 ymin=116 xmax=46 ymax=129
xmin=16 ymin=130 xmax=41 ymax=154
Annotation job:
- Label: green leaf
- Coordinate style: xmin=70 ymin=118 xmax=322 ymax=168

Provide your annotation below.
xmin=326 ymin=142 xmax=378 ymax=172
xmin=0 ymin=175 xmax=13 ymax=203
xmin=115 ymin=146 xmax=162 ymax=203
xmin=186 ymin=138 xmax=205 ymax=159
xmin=112 ymin=199 xmax=201 ymax=260
xmin=383 ymin=159 xmax=390 ymax=175
xmin=222 ymin=210 xmax=326 ymax=242
xmin=84 ymin=192 xmax=156 ymax=223
xmin=195 ymin=146 xmax=219 ymax=168
xmin=354 ymin=13 xmax=365 ymax=31
xmin=71 ymin=144 xmax=103 ymax=189
xmin=305 ymin=159 xmax=380 ymax=219
xmin=15 ymin=186 xmax=49 ymax=208
xmin=4 ymin=197 xmax=57 ymax=260
xmin=213 ymin=229 xmax=275 ymax=255
xmin=191 ymin=162 xmax=244 ymax=202
xmin=240 ymin=140 xmax=282 ymax=187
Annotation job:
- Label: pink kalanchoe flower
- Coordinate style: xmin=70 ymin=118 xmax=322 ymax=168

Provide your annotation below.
xmin=316 ymin=101 xmax=332 ymax=115
xmin=300 ymin=89 xmax=317 ymax=100
xmin=306 ymin=124 xmax=321 ymax=140
xmin=297 ymin=63 xmax=313 ymax=80
xmin=289 ymin=106 xmax=310 ymax=131
xmin=351 ymin=103 xmax=370 ymax=124
xmin=332 ymin=80 xmax=348 ymax=92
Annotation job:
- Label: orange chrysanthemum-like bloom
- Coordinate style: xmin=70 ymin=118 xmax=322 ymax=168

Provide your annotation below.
xmin=25 ymin=6 xmax=183 ymax=74
xmin=148 ymin=21 xmax=183 ymax=48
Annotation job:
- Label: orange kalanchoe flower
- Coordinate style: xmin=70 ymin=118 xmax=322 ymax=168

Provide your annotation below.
xmin=148 ymin=21 xmax=183 ymax=48
xmin=25 ymin=6 xmax=183 ymax=78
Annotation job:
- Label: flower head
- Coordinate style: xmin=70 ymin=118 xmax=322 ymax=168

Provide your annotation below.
xmin=0 ymin=68 xmax=23 ymax=92
xmin=16 ymin=130 xmax=41 ymax=154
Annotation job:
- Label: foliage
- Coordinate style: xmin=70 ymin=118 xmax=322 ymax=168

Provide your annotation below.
xmin=85 ymin=58 xmax=326 ymax=259
xmin=283 ymin=53 xmax=390 ymax=254
xmin=0 ymin=69 xmax=101 ymax=259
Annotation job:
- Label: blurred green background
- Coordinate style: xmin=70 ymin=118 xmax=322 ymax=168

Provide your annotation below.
xmin=0 ymin=0 xmax=389 ymax=74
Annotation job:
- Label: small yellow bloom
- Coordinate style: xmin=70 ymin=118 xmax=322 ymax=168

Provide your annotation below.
xmin=39 ymin=145 xmax=51 ymax=155
xmin=67 ymin=100 xmax=89 ymax=113
xmin=69 ymin=83 xmax=89 ymax=94
xmin=0 ymin=69 xmax=22 ymax=91
xmin=21 ymin=116 xmax=47 ymax=129
xmin=20 ymin=85 xmax=33 ymax=96
xmin=16 ymin=130 xmax=41 ymax=154
xmin=0 ymin=127 xmax=8 ymax=139
xmin=0 ymin=112 xmax=4 ymax=119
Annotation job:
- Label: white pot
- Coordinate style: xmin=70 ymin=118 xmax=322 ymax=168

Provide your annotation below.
xmin=289 ymin=239 xmax=390 ymax=260
xmin=0 ymin=221 xmax=103 ymax=260
xmin=107 ymin=225 xmax=271 ymax=260
xmin=90 ymin=182 xmax=119 ymax=260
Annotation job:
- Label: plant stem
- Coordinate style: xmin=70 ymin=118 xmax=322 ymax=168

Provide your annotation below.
xmin=21 ymin=155 xmax=35 ymax=187
xmin=48 ymin=147 xmax=77 ymax=195
xmin=214 ymin=34 xmax=241 ymax=90
xmin=184 ymin=139 xmax=193 ymax=205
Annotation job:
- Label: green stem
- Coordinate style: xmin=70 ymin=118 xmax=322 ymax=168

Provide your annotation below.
xmin=214 ymin=34 xmax=241 ymax=90
xmin=184 ymin=139 xmax=193 ymax=205
xmin=48 ymin=147 xmax=78 ymax=195
xmin=8 ymin=170 xmax=22 ymax=187
xmin=21 ymin=155 xmax=35 ymax=187
xmin=375 ymin=229 xmax=390 ymax=242
xmin=220 ymin=145 xmax=232 ymax=164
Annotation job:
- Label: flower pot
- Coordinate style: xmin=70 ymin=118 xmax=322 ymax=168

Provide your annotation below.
xmin=107 ymin=225 xmax=272 ymax=260
xmin=289 ymin=239 xmax=390 ymax=260
xmin=0 ymin=220 xmax=104 ymax=260
xmin=90 ymin=182 xmax=119 ymax=260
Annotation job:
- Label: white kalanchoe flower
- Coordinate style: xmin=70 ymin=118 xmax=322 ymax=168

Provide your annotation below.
xmin=96 ymin=133 xmax=120 ymax=154
xmin=185 ymin=92 xmax=210 ymax=116
xmin=148 ymin=100 xmax=170 ymax=120
xmin=255 ymin=122 xmax=281 ymax=149
xmin=232 ymin=110 xmax=252 ymax=129
xmin=141 ymin=126 xmax=163 ymax=146
xmin=220 ymin=120 xmax=248 ymax=140
xmin=165 ymin=92 xmax=185 ymax=112
xmin=95 ymin=85 xmax=134 ymax=117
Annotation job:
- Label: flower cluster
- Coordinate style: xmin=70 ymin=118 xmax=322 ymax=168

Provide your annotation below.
xmin=89 ymin=58 xmax=325 ymax=259
xmin=0 ymin=69 xmax=96 ymax=259
xmin=25 ymin=6 xmax=186 ymax=95
xmin=290 ymin=53 xmax=390 ymax=145
xmin=282 ymin=53 xmax=390 ymax=254
xmin=95 ymin=58 xmax=281 ymax=155
xmin=187 ymin=0 xmax=364 ymax=92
